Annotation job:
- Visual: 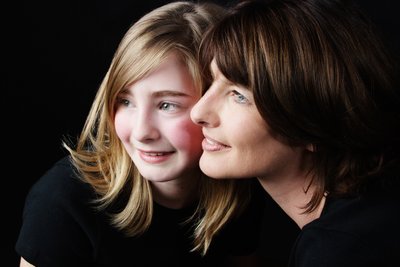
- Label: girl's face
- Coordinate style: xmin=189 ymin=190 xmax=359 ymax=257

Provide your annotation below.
xmin=114 ymin=53 xmax=203 ymax=183
xmin=191 ymin=60 xmax=308 ymax=182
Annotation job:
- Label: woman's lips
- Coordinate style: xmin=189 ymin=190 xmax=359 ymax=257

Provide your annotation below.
xmin=201 ymin=136 xmax=230 ymax=152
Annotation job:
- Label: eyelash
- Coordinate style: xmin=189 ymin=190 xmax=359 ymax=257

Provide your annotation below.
xmin=159 ymin=102 xmax=179 ymax=112
xmin=116 ymin=97 xmax=180 ymax=112
xmin=231 ymin=90 xmax=249 ymax=104
xmin=117 ymin=97 xmax=132 ymax=107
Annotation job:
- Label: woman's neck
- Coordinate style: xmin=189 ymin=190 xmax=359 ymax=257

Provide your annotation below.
xmin=258 ymin=173 xmax=326 ymax=229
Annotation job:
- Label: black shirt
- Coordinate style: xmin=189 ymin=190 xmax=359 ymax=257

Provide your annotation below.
xmin=289 ymin=193 xmax=400 ymax=266
xmin=256 ymin=191 xmax=300 ymax=267
xmin=16 ymin=156 xmax=262 ymax=267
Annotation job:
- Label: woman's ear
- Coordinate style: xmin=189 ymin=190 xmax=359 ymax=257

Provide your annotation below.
xmin=306 ymin=143 xmax=315 ymax=152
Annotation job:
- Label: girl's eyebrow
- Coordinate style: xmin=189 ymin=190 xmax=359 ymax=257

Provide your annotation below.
xmin=152 ymin=90 xmax=191 ymax=98
xmin=119 ymin=88 xmax=130 ymax=95
xmin=119 ymin=89 xmax=191 ymax=97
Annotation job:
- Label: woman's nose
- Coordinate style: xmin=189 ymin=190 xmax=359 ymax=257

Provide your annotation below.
xmin=190 ymin=89 xmax=219 ymax=128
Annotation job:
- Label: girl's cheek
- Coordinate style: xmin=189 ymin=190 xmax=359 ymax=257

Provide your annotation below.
xmin=171 ymin=119 xmax=203 ymax=152
xmin=114 ymin=113 xmax=132 ymax=142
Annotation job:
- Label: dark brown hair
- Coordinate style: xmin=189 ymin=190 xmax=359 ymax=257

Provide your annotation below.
xmin=200 ymin=0 xmax=400 ymax=211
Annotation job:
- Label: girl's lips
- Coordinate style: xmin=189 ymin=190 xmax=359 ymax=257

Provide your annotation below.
xmin=201 ymin=136 xmax=230 ymax=152
xmin=137 ymin=150 xmax=175 ymax=164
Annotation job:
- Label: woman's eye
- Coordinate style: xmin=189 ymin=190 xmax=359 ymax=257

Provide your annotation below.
xmin=232 ymin=90 xmax=249 ymax=104
xmin=159 ymin=102 xmax=178 ymax=112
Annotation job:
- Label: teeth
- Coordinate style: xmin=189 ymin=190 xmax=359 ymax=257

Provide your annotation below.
xmin=206 ymin=138 xmax=216 ymax=145
xmin=145 ymin=152 xmax=165 ymax=156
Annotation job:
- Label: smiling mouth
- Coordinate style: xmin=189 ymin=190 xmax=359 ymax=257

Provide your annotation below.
xmin=137 ymin=150 xmax=175 ymax=164
xmin=202 ymin=138 xmax=230 ymax=152
xmin=142 ymin=152 xmax=172 ymax=156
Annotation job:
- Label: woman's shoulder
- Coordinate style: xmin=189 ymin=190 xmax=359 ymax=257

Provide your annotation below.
xmin=316 ymin=193 xmax=400 ymax=228
xmin=294 ymin=194 xmax=400 ymax=265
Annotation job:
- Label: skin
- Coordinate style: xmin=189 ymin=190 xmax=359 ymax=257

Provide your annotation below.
xmin=114 ymin=52 xmax=204 ymax=209
xmin=191 ymin=60 xmax=324 ymax=228
xmin=20 ymin=258 xmax=33 ymax=267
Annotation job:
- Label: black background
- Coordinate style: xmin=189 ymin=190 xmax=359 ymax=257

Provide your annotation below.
xmin=6 ymin=0 xmax=399 ymax=266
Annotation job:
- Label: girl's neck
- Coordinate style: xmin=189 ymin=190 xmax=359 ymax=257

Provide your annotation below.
xmin=150 ymin=170 xmax=201 ymax=209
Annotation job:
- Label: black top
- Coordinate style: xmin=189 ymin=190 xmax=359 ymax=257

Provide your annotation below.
xmin=289 ymin=192 xmax=400 ymax=266
xmin=256 ymin=191 xmax=300 ymax=267
xmin=16 ymin=156 xmax=262 ymax=267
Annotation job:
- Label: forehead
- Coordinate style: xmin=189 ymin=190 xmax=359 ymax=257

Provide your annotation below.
xmin=210 ymin=59 xmax=228 ymax=83
xmin=125 ymin=53 xmax=197 ymax=95
xmin=210 ymin=59 xmax=221 ymax=75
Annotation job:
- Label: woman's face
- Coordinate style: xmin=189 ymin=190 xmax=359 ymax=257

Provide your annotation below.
xmin=191 ymin=60 xmax=308 ymax=181
xmin=114 ymin=53 xmax=203 ymax=183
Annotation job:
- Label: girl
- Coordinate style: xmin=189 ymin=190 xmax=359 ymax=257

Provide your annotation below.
xmin=16 ymin=2 xmax=260 ymax=266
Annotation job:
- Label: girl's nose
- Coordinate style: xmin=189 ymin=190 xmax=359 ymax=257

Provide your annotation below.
xmin=132 ymin=111 xmax=160 ymax=142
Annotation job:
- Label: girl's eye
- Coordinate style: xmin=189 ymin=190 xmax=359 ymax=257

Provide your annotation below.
xmin=231 ymin=90 xmax=249 ymax=104
xmin=116 ymin=96 xmax=135 ymax=108
xmin=159 ymin=102 xmax=178 ymax=112
xmin=117 ymin=98 xmax=131 ymax=107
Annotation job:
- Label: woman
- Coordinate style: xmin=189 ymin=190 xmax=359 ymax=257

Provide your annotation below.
xmin=191 ymin=0 xmax=400 ymax=266
xmin=16 ymin=2 xmax=261 ymax=266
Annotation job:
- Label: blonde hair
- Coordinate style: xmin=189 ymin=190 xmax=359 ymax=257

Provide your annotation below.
xmin=64 ymin=1 xmax=251 ymax=255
